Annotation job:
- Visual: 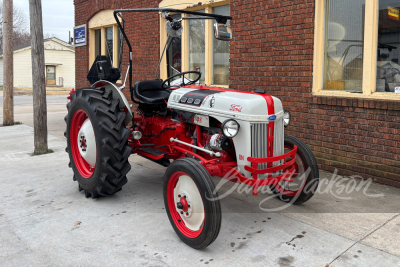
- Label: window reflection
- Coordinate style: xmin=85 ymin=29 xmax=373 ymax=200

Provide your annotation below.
xmin=105 ymin=27 xmax=113 ymax=63
xmin=213 ymin=5 xmax=230 ymax=85
xmin=377 ymin=1 xmax=400 ymax=93
xmin=323 ymin=0 xmax=365 ymax=92
xmin=189 ymin=10 xmax=205 ymax=84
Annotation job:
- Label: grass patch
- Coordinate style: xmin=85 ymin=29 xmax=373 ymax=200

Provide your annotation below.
xmin=14 ymin=121 xmax=23 ymax=125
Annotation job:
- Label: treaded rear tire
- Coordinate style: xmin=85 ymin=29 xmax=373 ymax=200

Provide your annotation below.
xmin=65 ymin=87 xmax=132 ymax=198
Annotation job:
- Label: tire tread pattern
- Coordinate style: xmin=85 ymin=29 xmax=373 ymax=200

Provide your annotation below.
xmin=65 ymin=87 xmax=131 ymax=198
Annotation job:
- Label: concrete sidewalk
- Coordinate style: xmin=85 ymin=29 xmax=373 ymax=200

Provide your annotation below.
xmin=1 ymin=124 xmax=399 ymax=267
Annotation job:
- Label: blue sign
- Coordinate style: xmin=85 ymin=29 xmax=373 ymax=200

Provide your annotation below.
xmin=269 ymin=115 xmax=277 ymax=121
xmin=74 ymin=24 xmax=86 ymax=47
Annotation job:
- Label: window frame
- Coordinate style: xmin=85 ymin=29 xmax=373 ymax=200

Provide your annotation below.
xmin=159 ymin=0 xmax=230 ymax=87
xmin=313 ymin=0 xmax=400 ymax=100
xmin=88 ymin=10 xmax=120 ymax=70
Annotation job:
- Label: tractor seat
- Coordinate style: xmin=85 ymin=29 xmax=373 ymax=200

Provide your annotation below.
xmin=133 ymin=80 xmax=170 ymax=105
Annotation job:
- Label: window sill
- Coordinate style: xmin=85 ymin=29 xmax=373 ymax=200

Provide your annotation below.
xmin=311 ymin=91 xmax=400 ymax=110
xmin=313 ymin=90 xmax=400 ymax=100
xmin=210 ymin=84 xmax=229 ymax=88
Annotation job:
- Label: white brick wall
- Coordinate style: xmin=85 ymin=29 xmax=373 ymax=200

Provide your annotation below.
xmin=14 ymin=49 xmax=33 ymax=87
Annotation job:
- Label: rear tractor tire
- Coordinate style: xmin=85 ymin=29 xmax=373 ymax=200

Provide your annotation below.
xmin=65 ymin=87 xmax=132 ymax=198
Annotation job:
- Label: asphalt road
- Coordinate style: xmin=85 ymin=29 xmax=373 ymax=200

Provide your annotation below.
xmin=0 ymin=94 xmax=68 ymax=137
xmin=0 ymin=95 xmax=400 ymax=266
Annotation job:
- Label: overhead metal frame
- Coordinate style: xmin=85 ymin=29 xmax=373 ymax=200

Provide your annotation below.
xmin=113 ymin=8 xmax=232 ymax=92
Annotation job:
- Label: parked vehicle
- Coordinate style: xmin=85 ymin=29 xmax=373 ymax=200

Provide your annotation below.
xmin=65 ymin=8 xmax=319 ymax=249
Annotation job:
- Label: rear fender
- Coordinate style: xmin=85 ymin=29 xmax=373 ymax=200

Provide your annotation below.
xmin=91 ymin=80 xmax=133 ymax=125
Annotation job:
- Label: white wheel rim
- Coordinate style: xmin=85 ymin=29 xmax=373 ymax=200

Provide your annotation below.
xmin=77 ymin=118 xmax=96 ymax=167
xmin=174 ymin=175 xmax=205 ymax=231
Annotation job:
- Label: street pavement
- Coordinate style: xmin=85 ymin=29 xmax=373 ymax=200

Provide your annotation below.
xmin=0 ymin=95 xmax=400 ymax=266
xmin=0 ymin=94 xmax=69 ymax=136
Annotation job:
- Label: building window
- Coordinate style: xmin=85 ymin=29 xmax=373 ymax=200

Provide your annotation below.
xmin=160 ymin=1 xmax=230 ymax=87
xmin=376 ymin=1 xmax=400 ymax=93
xmin=94 ymin=29 xmax=101 ymax=58
xmin=323 ymin=0 xmax=365 ymax=92
xmin=189 ymin=10 xmax=206 ymax=84
xmin=88 ymin=10 xmax=121 ymax=71
xmin=105 ymin=27 xmax=114 ymax=63
xmin=314 ymin=0 xmax=400 ymax=99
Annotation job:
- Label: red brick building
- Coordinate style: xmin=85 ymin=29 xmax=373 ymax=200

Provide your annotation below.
xmin=74 ymin=0 xmax=400 ymax=188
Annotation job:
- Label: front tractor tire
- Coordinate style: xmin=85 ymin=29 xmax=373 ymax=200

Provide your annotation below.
xmin=163 ymin=158 xmax=222 ymax=249
xmin=65 ymin=87 xmax=132 ymax=198
xmin=270 ymin=135 xmax=320 ymax=205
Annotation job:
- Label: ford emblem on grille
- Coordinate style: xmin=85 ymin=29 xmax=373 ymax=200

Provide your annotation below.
xmin=269 ymin=115 xmax=277 ymax=121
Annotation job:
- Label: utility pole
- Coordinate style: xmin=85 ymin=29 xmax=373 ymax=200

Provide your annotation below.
xmin=29 ymin=0 xmax=48 ymax=154
xmin=3 ymin=0 xmax=13 ymax=126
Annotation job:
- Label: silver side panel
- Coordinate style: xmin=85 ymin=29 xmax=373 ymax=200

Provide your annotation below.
xmin=273 ymin=117 xmax=285 ymax=171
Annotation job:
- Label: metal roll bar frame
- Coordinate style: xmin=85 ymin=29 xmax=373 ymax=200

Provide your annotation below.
xmin=113 ymin=8 xmax=232 ymax=93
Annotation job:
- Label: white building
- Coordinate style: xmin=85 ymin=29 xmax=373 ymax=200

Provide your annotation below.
xmin=0 ymin=38 xmax=75 ymax=87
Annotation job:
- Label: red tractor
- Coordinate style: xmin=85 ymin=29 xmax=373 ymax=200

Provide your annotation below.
xmin=65 ymin=8 xmax=319 ymax=249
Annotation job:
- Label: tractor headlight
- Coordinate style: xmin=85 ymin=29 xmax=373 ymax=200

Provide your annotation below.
xmin=283 ymin=111 xmax=290 ymax=127
xmin=222 ymin=119 xmax=240 ymax=138
xmin=132 ymin=131 xmax=142 ymax=140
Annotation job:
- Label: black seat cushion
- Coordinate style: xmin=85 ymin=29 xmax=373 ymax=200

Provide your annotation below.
xmin=133 ymin=80 xmax=170 ymax=105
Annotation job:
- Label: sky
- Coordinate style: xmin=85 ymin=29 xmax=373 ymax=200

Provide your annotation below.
xmin=14 ymin=0 xmax=74 ymax=43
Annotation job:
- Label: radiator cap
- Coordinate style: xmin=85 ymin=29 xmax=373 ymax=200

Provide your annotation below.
xmin=254 ymin=88 xmax=266 ymax=94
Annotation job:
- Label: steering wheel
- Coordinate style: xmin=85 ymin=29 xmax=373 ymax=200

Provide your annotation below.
xmin=161 ymin=71 xmax=202 ymax=89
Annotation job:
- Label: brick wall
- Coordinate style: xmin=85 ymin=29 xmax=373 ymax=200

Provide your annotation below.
xmin=74 ymin=0 xmax=161 ymax=103
xmin=229 ymin=0 xmax=315 ymax=135
xmin=309 ymin=97 xmax=400 ymax=187
xmin=230 ymin=0 xmax=400 ymax=187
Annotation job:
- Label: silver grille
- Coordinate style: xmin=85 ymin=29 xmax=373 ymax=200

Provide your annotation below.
xmin=251 ymin=117 xmax=285 ymax=177
xmin=251 ymin=123 xmax=269 ymax=170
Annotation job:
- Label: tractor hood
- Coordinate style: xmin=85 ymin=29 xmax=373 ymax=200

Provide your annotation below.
xmin=167 ymin=86 xmax=283 ymax=122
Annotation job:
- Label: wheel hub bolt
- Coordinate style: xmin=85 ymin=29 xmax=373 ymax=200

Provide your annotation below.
xmin=177 ymin=202 xmax=183 ymax=210
xmin=180 ymin=211 xmax=183 ymax=215
xmin=186 ymin=212 xmax=189 ymax=216
xmin=178 ymin=194 xmax=181 ymax=198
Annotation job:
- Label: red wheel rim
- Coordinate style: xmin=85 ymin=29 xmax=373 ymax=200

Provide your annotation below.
xmin=70 ymin=109 xmax=96 ymax=179
xmin=274 ymin=145 xmax=306 ymax=197
xmin=167 ymin=171 xmax=204 ymax=238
